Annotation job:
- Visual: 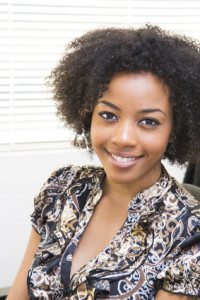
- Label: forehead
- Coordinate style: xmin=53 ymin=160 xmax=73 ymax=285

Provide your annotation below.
xmin=101 ymin=72 xmax=171 ymax=110
xmin=107 ymin=72 xmax=169 ymax=94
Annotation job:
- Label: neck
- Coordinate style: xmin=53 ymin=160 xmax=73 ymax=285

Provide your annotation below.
xmin=103 ymin=181 xmax=135 ymax=206
xmin=103 ymin=165 xmax=162 ymax=207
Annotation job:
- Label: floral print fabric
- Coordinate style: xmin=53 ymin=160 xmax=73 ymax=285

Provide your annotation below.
xmin=27 ymin=165 xmax=200 ymax=299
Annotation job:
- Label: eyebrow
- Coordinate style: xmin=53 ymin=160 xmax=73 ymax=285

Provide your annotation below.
xmin=138 ymin=108 xmax=167 ymax=116
xmin=98 ymin=100 xmax=166 ymax=116
xmin=98 ymin=100 xmax=120 ymax=111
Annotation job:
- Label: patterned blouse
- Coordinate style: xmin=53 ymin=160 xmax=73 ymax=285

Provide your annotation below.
xmin=27 ymin=165 xmax=200 ymax=299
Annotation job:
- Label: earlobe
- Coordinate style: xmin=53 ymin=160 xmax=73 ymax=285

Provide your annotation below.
xmin=73 ymin=126 xmax=92 ymax=152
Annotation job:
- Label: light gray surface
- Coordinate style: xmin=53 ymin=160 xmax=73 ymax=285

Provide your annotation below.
xmin=0 ymin=286 xmax=10 ymax=296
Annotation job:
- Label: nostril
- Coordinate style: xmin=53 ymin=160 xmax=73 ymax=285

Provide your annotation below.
xmin=111 ymin=130 xmax=138 ymax=147
xmin=111 ymin=122 xmax=137 ymax=144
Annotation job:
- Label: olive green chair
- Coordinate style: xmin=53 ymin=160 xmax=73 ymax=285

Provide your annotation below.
xmin=183 ymin=183 xmax=200 ymax=200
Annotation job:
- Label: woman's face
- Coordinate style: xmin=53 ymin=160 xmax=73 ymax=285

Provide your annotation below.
xmin=91 ymin=72 xmax=173 ymax=190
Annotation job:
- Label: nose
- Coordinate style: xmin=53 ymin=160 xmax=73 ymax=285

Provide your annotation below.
xmin=111 ymin=120 xmax=138 ymax=148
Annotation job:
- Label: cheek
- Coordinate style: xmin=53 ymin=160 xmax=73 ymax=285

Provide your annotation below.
xmin=91 ymin=129 xmax=107 ymax=149
xmin=90 ymin=114 xmax=111 ymax=146
xmin=141 ymin=131 xmax=171 ymax=153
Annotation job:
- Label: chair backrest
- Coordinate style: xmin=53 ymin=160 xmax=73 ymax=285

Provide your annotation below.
xmin=182 ymin=183 xmax=200 ymax=200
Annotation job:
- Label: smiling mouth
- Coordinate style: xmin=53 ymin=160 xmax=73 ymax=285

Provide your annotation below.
xmin=105 ymin=150 xmax=143 ymax=168
xmin=111 ymin=153 xmax=136 ymax=163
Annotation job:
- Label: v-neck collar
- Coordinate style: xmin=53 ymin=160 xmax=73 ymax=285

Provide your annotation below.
xmin=60 ymin=164 xmax=173 ymax=295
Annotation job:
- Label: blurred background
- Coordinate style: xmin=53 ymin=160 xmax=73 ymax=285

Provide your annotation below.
xmin=0 ymin=0 xmax=199 ymax=289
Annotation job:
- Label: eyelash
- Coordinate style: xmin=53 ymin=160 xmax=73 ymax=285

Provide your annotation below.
xmin=139 ymin=119 xmax=160 ymax=127
xmin=98 ymin=111 xmax=117 ymax=121
xmin=98 ymin=111 xmax=160 ymax=127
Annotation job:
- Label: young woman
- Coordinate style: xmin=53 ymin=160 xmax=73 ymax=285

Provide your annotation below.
xmin=7 ymin=25 xmax=200 ymax=300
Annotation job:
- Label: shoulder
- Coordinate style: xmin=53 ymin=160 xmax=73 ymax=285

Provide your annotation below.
xmin=151 ymin=171 xmax=200 ymax=250
xmin=155 ymin=174 xmax=200 ymax=296
xmin=41 ymin=164 xmax=104 ymax=191
xmin=33 ymin=164 xmax=104 ymax=208
xmin=158 ymin=174 xmax=200 ymax=265
xmin=31 ymin=164 xmax=104 ymax=235
xmin=165 ymin=176 xmax=200 ymax=218
xmin=161 ymin=175 xmax=200 ymax=240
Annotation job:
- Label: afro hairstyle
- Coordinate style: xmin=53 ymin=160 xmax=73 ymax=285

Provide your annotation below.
xmin=48 ymin=24 xmax=200 ymax=164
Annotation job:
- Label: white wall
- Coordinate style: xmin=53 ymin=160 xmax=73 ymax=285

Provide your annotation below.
xmin=0 ymin=149 xmax=98 ymax=287
xmin=0 ymin=149 xmax=186 ymax=288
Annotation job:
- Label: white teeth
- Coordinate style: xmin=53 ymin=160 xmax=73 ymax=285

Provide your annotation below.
xmin=111 ymin=154 xmax=135 ymax=163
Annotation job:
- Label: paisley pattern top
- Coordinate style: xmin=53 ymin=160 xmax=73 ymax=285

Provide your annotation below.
xmin=27 ymin=165 xmax=200 ymax=299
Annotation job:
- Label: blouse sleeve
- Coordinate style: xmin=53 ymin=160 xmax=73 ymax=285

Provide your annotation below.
xmin=30 ymin=165 xmax=76 ymax=236
xmin=157 ymin=221 xmax=200 ymax=296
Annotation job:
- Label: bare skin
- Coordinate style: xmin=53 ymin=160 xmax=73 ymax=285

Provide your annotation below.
xmin=70 ymin=193 xmax=129 ymax=278
xmin=71 ymin=193 xmax=196 ymax=300
xmin=8 ymin=73 xmax=197 ymax=300
xmin=6 ymin=228 xmax=40 ymax=300
xmin=71 ymin=72 xmax=196 ymax=299
xmin=8 ymin=220 xmax=196 ymax=300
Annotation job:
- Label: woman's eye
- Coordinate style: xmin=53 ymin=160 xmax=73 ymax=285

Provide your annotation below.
xmin=139 ymin=119 xmax=160 ymax=127
xmin=99 ymin=111 xmax=117 ymax=121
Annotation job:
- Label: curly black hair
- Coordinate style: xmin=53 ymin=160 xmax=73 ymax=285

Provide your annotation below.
xmin=48 ymin=24 xmax=200 ymax=164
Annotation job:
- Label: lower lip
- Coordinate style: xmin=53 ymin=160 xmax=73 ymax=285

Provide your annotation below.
xmin=106 ymin=150 xmax=142 ymax=169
